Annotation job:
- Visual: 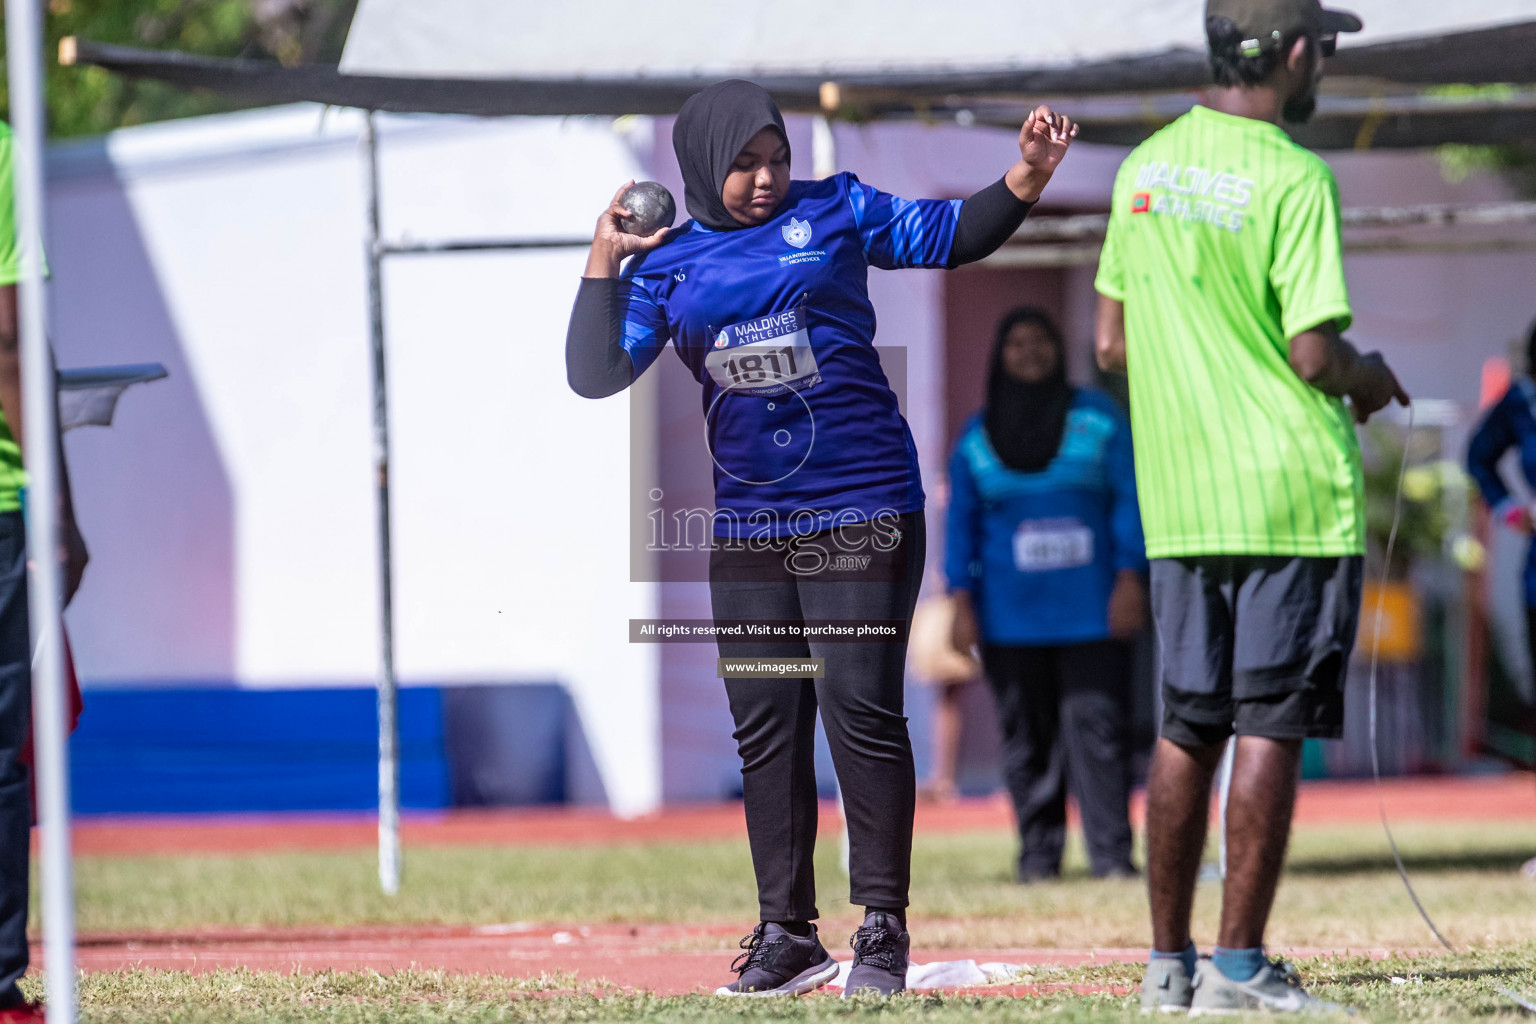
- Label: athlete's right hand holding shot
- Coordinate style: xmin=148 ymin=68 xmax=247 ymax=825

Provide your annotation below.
xmin=1093 ymin=0 xmax=1406 ymax=1014
xmin=584 ymin=180 xmax=671 ymax=276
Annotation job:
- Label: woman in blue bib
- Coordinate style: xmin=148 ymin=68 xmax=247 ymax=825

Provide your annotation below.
xmin=566 ymin=80 xmax=1076 ymax=997
xmin=946 ymin=307 xmax=1147 ymax=884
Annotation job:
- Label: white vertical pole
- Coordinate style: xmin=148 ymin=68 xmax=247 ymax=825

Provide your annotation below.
xmin=3 ymin=0 xmax=77 ymax=1017
xmin=836 ymin=786 xmax=850 ymax=879
xmin=811 ymin=115 xmax=837 ymax=180
xmin=1216 ymin=736 xmax=1235 ymax=879
xmin=815 ymin=82 xmax=841 ymax=181
xmin=362 ymin=113 xmax=401 ymax=895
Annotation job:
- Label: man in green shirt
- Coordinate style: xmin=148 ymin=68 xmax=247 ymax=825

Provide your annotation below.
xmin=1095 ymin=0 xmax=1405 ymax=1013
xmin=0 ymin=119 xmax=89 ymax=1021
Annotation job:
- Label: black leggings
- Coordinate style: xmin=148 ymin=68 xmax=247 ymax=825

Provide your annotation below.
xmin=0 ymin=514 xmax=30 ymax=1006
xmin=710 ymin=512 xmax=925 ymax=922
xmin=981 ymin=641 xmax=1135 ymax=877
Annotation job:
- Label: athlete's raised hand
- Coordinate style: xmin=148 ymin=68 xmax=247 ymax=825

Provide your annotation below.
xmin=1006 ymin=106 xmax=1079 ymax=203
xmin=585 ymin=181 xmax=670 ymax=278
xmin=1019 ymin=105 xmax=1078 ymax=171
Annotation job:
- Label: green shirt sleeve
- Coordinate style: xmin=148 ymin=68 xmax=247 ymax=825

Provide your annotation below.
xmin=1095 ymin=220 xmax=1125 ymax=301
xmin=1094 ymin=166 xmax=1127 ymax=301
xmin=0 ymin=128 xmax=20 ymax=287
xmin=1270 ymin=166 xmax=1352 ymax=338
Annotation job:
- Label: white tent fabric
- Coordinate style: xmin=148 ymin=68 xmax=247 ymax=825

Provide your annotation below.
xmin=57 ymin=363 xmax=167 ymax=432
xmin=340 ymin=0 xmax=1536 ymax=80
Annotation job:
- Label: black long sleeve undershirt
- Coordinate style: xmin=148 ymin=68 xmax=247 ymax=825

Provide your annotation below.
xmin=564 ymin=176 xmax=1035 ymax=398
xmin=947 ymin=175 xmax=1035 ymax=268
xmin=565 ymin=277 xmax=634 ymax=399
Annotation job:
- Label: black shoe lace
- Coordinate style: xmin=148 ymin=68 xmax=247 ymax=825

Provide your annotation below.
xmin=850 ymin=923 xmax=898 ymax=971
xmin=730 ymin=924 xmax=781 ymax=976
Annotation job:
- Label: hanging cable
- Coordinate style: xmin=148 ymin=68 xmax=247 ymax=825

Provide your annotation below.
xmin=1367 ymin=401 xmax=1534 ymax=1012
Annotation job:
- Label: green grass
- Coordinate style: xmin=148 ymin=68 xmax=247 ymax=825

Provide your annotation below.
xmin=50 ymin=821 xmax=1536 ymax=950
xmin=22 ymin=947 xmax=1536 ymax=1022
xmin=26 ymin=818 xmax=1536 ymax=1020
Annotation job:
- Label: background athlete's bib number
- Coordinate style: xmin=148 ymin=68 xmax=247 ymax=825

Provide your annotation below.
xmin=706 ymin=304 xmax=821 ymax=398
xmin=1013 ymin=519 xmax=1093 ymax=572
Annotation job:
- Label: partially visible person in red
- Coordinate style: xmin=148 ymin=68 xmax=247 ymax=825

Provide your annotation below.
xmin=17 ymin=632 xmax=83 ymax=824
xmin=0 ymin=118 xmax=90 ymax=1023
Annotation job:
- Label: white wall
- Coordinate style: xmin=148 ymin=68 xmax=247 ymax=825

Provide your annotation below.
xmin=49 ymin=106 xmax=661 ymax=814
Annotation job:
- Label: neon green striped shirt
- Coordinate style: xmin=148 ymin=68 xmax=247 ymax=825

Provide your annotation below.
xmin=0 ymin=123 xmax=27 ymax=513
xmin=1095 ymin=105 xmax=1364 ymax=559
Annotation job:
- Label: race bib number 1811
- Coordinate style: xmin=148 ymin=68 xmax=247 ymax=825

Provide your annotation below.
xmin=705 ymin=304 xmax=821 ymax=399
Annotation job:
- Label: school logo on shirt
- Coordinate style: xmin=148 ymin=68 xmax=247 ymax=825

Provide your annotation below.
xmin=1132 ymin=192 xmax=1152 ymax=214
xmin=714 ymin=330 xmax=729 ymax=349
xmin=782 ymin=217 xmax=813 ymax=248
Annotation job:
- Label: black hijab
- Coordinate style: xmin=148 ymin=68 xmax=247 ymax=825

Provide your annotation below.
xmin=984 ymin=308 xmax=1074 ymax=474
xmin=672 ymin=80 xmax=790 ymax=232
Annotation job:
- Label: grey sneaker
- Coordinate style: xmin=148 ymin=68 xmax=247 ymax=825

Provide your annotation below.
xmin=714 ymin=922 xmax=838 ymax=996
xmin=1189 ymin=956 xmax=1348 ymax=1016
xmin=1141 ymin=958 xmax=1194 ymax=1013
xmin=843 ymin=912 xmax=909 ymax=997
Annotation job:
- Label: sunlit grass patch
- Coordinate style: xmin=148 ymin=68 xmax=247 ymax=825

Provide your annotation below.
xmin=22 ymin=946 xmax=1536 ymax=1023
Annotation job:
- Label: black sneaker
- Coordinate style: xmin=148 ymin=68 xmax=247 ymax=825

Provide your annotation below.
xmin=844 ymin=911 xmax=909 ymax=997
xmin=714 ymin=922 xmax=838 ymax=996
xmin=1093 ymin=863 xmax=1139 ymax=881
xmin=1015 ymin=860 xmax=1061 ymax=884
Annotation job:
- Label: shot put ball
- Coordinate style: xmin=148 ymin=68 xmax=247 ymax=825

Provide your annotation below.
xmin=619 ymin=181 xmax=677 ymax=236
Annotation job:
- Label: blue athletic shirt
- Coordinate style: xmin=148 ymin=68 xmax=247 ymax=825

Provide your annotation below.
xmin=619 ymin=172 xmax=961 ymax=539
xmin=1468 ymin=378 xmax=1536 ymax=606
xmin=945 ymin=390 xmax=1147 ymax=645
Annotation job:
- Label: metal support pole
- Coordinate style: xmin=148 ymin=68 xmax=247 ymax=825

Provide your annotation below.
xmin=362 ymin=112 xmax=401 ymax=895
xmin=1216 ymin=736 xmax=1235 ymax=879
xmin=4 ymin=0 xmax=76 ymax=1017
xmin=812 ymin=115 xmax=837 ymax=180
xmin=836 ymin=785 xmax=849 ymax=879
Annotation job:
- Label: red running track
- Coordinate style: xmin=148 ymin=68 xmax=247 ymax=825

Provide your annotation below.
xmin=59 ymin=774 xmax=1532 ymax=858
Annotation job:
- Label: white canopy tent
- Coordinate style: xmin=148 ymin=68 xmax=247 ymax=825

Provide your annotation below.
xmin=340 ymin=0 xmax=1536 ymax=79
xmin=72 ymin=0 xmax=1536 ymax=142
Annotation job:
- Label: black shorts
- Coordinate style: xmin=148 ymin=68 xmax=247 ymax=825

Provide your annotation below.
xmin=1150 ymin=555 xmax=1363 ymax=747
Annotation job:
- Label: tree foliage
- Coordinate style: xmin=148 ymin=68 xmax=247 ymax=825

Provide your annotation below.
xmin=0 ymin=0 xmax=357 ymax=138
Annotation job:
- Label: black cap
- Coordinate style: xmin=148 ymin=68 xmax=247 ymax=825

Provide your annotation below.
xmin=1206 ymin=0 xmax=1362 ymax=56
